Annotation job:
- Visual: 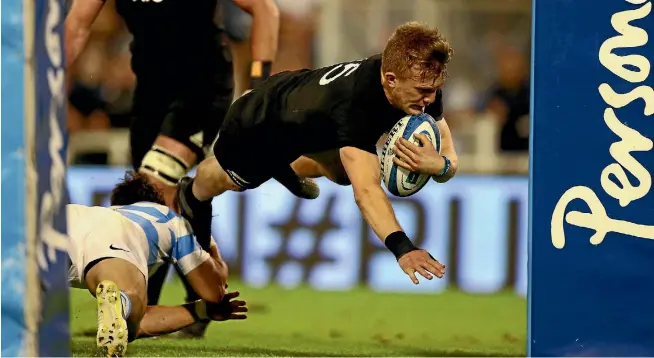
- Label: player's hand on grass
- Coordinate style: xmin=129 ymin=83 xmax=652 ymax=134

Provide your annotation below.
xmin=398 ymin=250 xmax=446 ymax=284
xmin=206 ymin=291 xmax=248 ymax=321
xmin=393 ymin=134 xmax=445 ymax=176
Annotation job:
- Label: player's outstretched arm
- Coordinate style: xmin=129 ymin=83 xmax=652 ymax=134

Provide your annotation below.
xmin=340 ymin=146 xmax=446 ymax=284
xmin=134 ymin=291 xmax=247 ymax=340
xmin=340 ymin=146 xmax=402 ymax=239
xmin=64 ymin=0 xmax=105 ymax=68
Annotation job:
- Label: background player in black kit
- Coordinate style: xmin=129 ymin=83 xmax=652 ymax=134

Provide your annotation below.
xmin=178 ymin=22 xmax=460 ymax=284
xmin=65 ymin=0 xmax=286 ymax=205
xmin=64 ymin=0 xmax=311 ymax=338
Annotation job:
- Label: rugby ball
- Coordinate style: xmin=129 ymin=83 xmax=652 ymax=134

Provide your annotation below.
xmin=380 ymin=113 xmax=441 ymax=197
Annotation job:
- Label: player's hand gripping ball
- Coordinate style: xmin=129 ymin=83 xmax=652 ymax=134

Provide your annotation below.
xmin=380 ymin=114 xmax=441 ymax=197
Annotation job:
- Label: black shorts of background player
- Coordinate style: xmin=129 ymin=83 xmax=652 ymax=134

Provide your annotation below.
xmin=177 ymin=21 xmax=461 ymax=286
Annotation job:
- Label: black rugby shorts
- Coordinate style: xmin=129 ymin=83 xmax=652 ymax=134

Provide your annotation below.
xmin=212 ymin=90 xmax=302 ymax=189
xmin=129 ymin=64 xmax=233 ymax=169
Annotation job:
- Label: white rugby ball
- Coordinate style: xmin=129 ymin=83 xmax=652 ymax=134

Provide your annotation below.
xmin=380 ymin=113 xmax=441 ymax=197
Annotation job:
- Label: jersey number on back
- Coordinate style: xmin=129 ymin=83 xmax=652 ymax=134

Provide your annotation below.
xmin=319 ymin=62 xmax=361 ymax=86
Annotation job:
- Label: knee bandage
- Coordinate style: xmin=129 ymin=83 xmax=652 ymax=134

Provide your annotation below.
xmin=139 ymin=145 xmax=192 ymax=186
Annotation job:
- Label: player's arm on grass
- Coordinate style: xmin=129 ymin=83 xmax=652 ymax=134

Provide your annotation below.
xmin=64 ymin=0 xmax=105 ymax=68
xmin=134 ymin=291 xmax=247 ymax=340
xmin=340 ymin=146 xmax=446 ymax=284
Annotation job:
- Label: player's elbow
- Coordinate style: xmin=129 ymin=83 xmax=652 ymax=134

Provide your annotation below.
xmin=232 ymin=0 xmax=279 ymax=19
xmin=258 ymin=0 xmax=280 ymax=19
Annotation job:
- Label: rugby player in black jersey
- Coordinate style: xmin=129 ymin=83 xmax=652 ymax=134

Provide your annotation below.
xmin=178 ymin=22 xmax=459 ymax=284
xmin=64 ymin=0 xmax=314 ymax=338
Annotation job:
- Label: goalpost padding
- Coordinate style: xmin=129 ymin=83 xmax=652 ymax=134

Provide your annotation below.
xmin=529 ymin=0 xmax=654 ymax=355
xmin=1 ymin=0 xmax=70 ymax=355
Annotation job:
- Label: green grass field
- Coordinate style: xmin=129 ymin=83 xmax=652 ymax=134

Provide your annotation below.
xmin=70 ymin=280 xmax=527 ymax=356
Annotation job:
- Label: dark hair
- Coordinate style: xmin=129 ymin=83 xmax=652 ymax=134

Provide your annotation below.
xmin=382 ymin=21 xmax=454 ymax=83
xmin=110 ymin=171 xmax=165 ymax=206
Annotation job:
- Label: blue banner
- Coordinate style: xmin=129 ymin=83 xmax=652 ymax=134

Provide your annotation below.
xmin=530 ymin=0 xmax=654 ymax=355
xmin=33 ymin=0 xmax=71 ymax=354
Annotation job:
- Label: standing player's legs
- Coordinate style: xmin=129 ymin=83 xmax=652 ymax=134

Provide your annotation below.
xmin=129 ymin=73 xmax=233 ymax=338
xmin=128 ymin=91 xmax=198 ymax=312
xmin=83 ymin=257 xmax=147 ymax=357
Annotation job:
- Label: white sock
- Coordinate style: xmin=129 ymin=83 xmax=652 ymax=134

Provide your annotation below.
xmin=119 ymin=291 xmax=132 ymax=320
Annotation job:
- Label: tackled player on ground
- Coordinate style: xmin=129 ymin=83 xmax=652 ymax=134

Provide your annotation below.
xmin=66 ymin=172 xmax=247 ymax=356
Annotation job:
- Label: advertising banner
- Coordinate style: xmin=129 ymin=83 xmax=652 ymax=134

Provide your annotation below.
xmin=530 ymin=0 xmax=654 ymax=355
xmin=68 ymin=167 xmax=528 ymax=295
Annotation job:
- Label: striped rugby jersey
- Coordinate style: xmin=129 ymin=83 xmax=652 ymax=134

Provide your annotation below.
xmin=66 ymin=201 xmax=215 ymax=277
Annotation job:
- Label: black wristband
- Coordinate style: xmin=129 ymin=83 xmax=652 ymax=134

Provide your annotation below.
xmin=250 ymin=61 xmax=273 ymax=89
xmin=384 ymin=231 xmax=419 ymax=260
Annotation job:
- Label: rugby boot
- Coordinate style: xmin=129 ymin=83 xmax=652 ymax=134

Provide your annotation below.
xmin=176 ymin=176 xmax=213 ymax=251
xmin=273 ymin=165 xmax=320 ymax=200
xmin=96 ymin=280 xmax=128 ymax=357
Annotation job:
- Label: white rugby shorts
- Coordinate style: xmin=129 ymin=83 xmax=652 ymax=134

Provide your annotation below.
xmin=66 ymin=205 xmax=150 ymax=289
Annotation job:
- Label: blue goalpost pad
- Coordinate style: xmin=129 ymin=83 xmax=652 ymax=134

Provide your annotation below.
xmin=1 ymin=0 xmax=69 ymax=355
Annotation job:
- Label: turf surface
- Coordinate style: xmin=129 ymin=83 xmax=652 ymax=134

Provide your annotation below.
xmin=71 ymin=280 xmax=527 ymax=356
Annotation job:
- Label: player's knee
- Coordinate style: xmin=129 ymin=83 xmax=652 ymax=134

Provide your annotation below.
xmin=218 ymin=169 xmax=248 ymax=192
xmin=196 ymin=157 xmax=249 ymax=191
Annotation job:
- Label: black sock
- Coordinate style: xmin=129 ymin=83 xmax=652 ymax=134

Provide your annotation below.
xmin=184 ymin=178 xmax=207 ymax=206
xmin=274 ymin=165 xmax=300 ymax=184
xmin=146 ymin=263 xmax=169 ymax=305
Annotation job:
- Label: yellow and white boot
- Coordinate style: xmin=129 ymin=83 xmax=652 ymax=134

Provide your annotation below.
xmin=95 ymin=280 xmax=129 ymax=357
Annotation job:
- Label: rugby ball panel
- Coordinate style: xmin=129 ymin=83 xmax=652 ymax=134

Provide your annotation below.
xmin=380 ymin=114 xmax=441 ymax=197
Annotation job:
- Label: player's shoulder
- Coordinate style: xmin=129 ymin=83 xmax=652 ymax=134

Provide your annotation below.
xmin=67 ymin=203 xmax=108 ymax=215
xmin=112 ymin=201 xmax=182 ymax=221
xmin=305 ymin=54 xmax=379 ymax=84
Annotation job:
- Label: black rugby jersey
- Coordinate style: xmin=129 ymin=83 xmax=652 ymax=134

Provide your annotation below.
xmin=114 ymin=0 xmax=225 ymax=80
xmin=249 ymin=54 xmax=444 ymax=154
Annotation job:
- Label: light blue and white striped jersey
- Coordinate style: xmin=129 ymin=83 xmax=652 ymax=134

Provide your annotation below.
xmin=66 ymin=202 xmax=215 ymax=281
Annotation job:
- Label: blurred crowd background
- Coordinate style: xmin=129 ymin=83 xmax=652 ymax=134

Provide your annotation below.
xmin=66 ymin=0 xmax=532 ymax=174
